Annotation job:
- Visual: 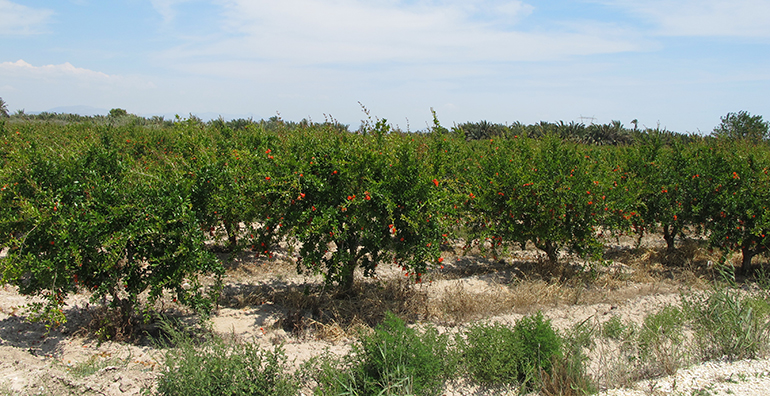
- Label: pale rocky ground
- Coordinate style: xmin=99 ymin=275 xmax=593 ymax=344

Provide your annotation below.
xmin=2 ymin=237 xmax=770 ymax=396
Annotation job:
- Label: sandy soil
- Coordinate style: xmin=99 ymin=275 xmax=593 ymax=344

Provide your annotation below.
xmin=1 ymin=238 xmax=769 ymax=396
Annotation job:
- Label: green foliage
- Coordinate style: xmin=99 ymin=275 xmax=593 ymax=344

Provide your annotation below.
xmin=622 ymin=132 xmax=704 ymax=251
xmin=635 ymin=305 xmax=688 ymax=377
xmin=602 ymin=316 xmax=633 ymax=341
xmin=156 ymin=330 xmax=298 ymax=396
xmin=456 ymin=120 xmax=509 ymax=141
xmin=551 ymin=319 xmax=596 ymax=395
xmin=6 ymin=110 xmax=770 ymax=339
xmin=685 ymin=286 xmax=770 ymax=361
xmin=712 ymin=111 xmax=770 ymax=143
xmin=583 ymin=120 xmax=632 ymax=146
xmin=0 ymin=125 xmax=223 ymax=332
xmin=596 ymin=291 xmax=770 ymax=386
xmin=299 ymin=352 xmax=352 ymax=396
xmin=463 ymin=135 xmax=610 ymax=267
xmin=300 ymin=312 xmax=457 ymax=396
xmin=282 ymin=128 xmax=448 ymax=293
xmin=346 ymin=312 xmax=456 ymax=396
xmin=0 ymin=97 xmax=8 ymax=118
xmin=689 ymin=140 xmax=770 ymax=274
xmin=459 ymin=322 xmax=522 ymax=384
xmin=459 ymin=312 xmax=564 ymax=391
xmin=108 ymin=108 xmax=129 ymax=118
xmin=513 ymin=312 xmax=563 ymax=386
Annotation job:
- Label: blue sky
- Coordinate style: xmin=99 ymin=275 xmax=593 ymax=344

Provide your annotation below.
xmin=1 ymin=0 xmax=768 ymax=133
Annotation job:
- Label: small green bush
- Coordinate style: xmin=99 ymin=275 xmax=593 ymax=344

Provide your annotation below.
xmin=513 ymin=312 xmax=563 ymax=386
xmin=459 ymin=322 xmax=522 ymax=384
xmin=155 ymin=329 xmax=298 ymax=396
xmin=602 ymin=316 xmax=633 ymax=341
xmin=459 ymin=312 xmax=565 ymax=391
xmin=342 ymin=312 xmax=455 ymax=396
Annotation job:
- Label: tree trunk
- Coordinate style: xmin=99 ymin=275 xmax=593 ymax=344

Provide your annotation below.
xmin=336 ymin=235 xmax=361 ymax=297
xmin=739 ymin=245 xmax=756 ymax=276
xmin=662 ymin=223 xmax=679 ymax=253
xmin=537 ymin=239 xmax=559 ymax=265
xmin=338 ymin=258 xmax=356 ymax=297
xmin=223 ymin=219 xmax=237 ymax=252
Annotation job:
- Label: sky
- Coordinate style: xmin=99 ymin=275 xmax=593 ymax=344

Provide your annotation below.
xmin=1 ymin=0 xmax=769 ymax=133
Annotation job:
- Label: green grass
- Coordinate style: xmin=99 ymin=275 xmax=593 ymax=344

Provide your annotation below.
xmin=144 ymin=278 xmax=770 ymax=395
xmin=685 ymin=287 xmax=770 ymax=361
xmin=636 ymin=305 xmax=689 ymax=377
xmin=333 ymin=312 xmax=456 ymax=396
xmin=154 ymin=324 xmax=298 ymax=396
xmin=66 ymin=352 xmax=128 ymax=377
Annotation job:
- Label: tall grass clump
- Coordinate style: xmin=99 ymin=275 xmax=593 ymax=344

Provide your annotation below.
xmin=685 ymin=286 xmax=770 ymax=361
xmin=154 ymin=325 xmax=298 ymax=396
xmin=544 ymin=319 xmax=596 ymax=395
xmin=635 ymin=305 xmax=689 ymax=377
xmin=594 ymin=307 xmax=688 ymax=387
xmin=307 ymin=312 xmax=456 ymax=396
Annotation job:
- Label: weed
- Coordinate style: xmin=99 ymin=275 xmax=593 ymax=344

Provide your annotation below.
xmin=513 ymin=311 xmax=563 ymax=387
xmin=542 ymin=319 xmax=595 ymax=396
xmin=320 ymin=312 xmax=456 ymax=396
xmin=636 ymin=305 xmax=688 ymax=377
xmin=299 ymin=351 xmax=353 ymax=396
xmin=67 ymin=351 xmax=127 ymax=377
xmin=458 ymin=312 xmax=571 ymax=393
xmin=154 ymin=325 xmax=298 ymax=396
xmin=459 ymin=322 xmax=522 ymax=384
xmin=685 ymin=286 xmax=770 ymax=361
xmin=602 ymin=316 xmax=632 ymax=341
xmin=540 ymin=356 xmax=595 ymax=396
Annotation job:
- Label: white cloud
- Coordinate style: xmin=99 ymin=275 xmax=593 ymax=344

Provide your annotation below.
xmin=0 ymin=59 xmax=156 ymax=89
xmin=150 ymin=0 xmax=194 ymax=23
xmin=154 ymin=0 xmax=639 ymax=75
xmin=0 ymin=60 xmax=158 ymax=113
xmin=494 ymin=2 xmax=534 ymax=20
xmin=599 ymin=0 xmax=770 ymax=37
xmin=0 ymin=0 xmax=54 ymax=35
xmin=0 ymin=59 xmax=110 ymax=79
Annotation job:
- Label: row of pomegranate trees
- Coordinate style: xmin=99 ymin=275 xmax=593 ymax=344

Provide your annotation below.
xmin=619 ymin=133 xmax=770 ymax=275
xmin=457 ymin=131 xmax=770 ymax=276
xmin=1 ymin=117 xmax=769 ymax=329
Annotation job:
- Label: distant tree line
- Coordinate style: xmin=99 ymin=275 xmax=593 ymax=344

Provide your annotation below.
xmin=0 ymin=98 xmax=767 ymax=146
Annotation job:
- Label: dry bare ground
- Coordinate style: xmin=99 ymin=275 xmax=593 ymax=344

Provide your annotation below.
xmin=2 ymin=235 xmax=770 ymax=395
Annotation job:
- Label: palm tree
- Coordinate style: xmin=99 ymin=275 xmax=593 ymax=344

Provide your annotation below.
xmin=0 ymin=97 xmax=8 ymax=118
